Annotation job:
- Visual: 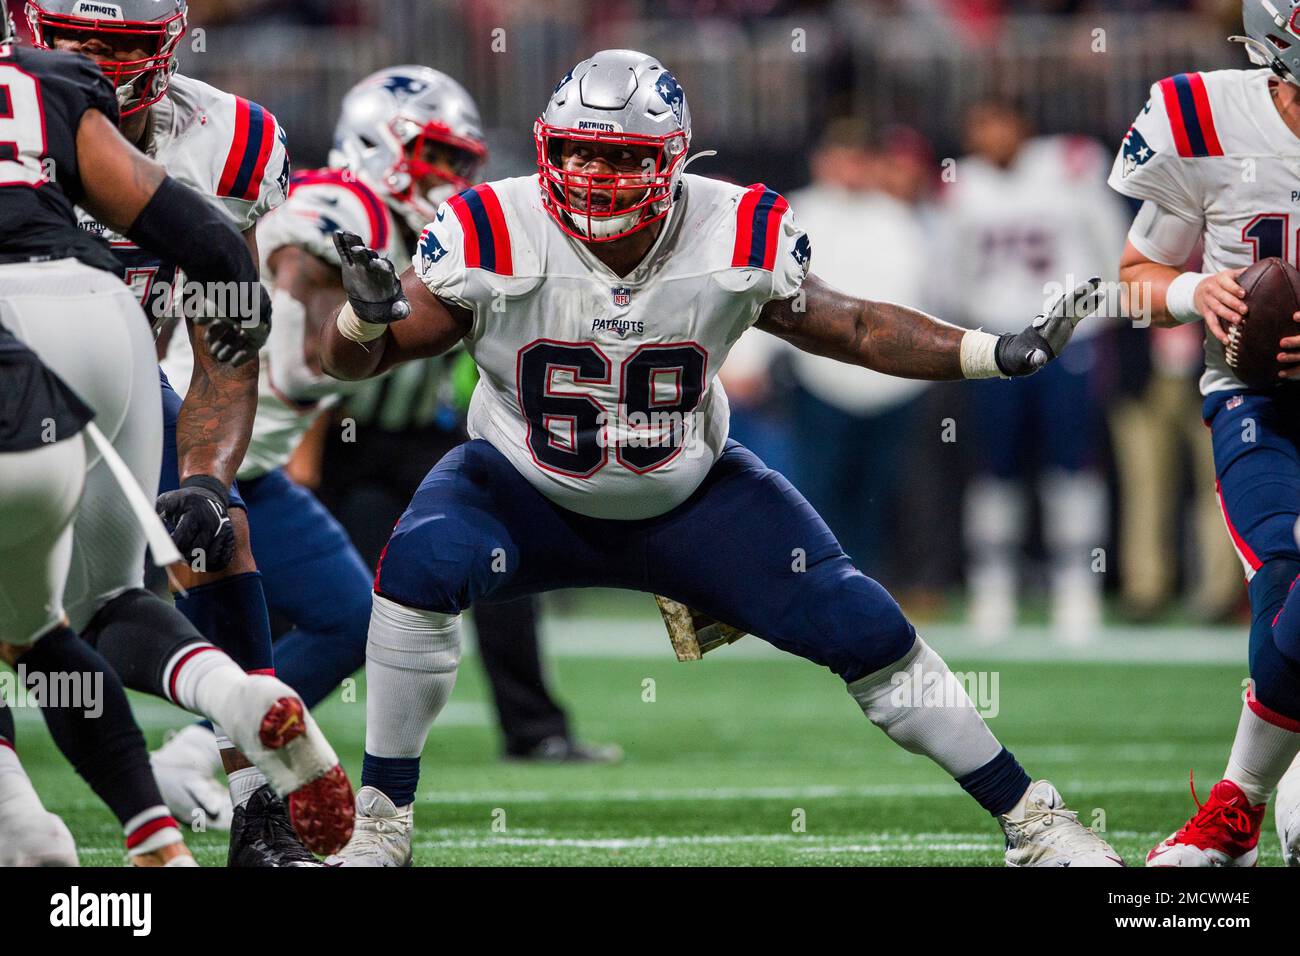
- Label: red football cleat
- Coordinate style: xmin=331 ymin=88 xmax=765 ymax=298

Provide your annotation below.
xmin=1146 ymin=775 xmax=1266 ymax=867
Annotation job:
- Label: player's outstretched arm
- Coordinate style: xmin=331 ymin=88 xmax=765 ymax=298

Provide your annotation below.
xmin=1118 ymin=239 xmax=1247 ymax=342
xmin=757 ymin=272 xmax=1102 ymax=380
xmin=321 ymin=231 xmax=471 ymax=381
xmin=264 ymin=243 xmax=348 ymax=396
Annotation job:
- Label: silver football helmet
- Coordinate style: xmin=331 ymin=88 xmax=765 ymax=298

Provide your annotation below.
xmin=26 ymin=0 xmax=188 ymax=115
xmin=1234 ymin=0 xmax=1300 ymax=85
xmin=534 ymin=49 xmax=692 ymax=242
xmin=330 ymin=65 xmax=488 ymax=235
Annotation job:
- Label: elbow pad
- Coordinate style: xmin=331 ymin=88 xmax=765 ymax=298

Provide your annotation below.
xmin=125 ymin=176 xmax=259 ymax=291
xmin=126 ymin=176 xmax=271 ymax=364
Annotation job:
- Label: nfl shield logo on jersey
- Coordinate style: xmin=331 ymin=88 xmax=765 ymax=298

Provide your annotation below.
xmin=611 ymin=286 xmax=632 ymax=307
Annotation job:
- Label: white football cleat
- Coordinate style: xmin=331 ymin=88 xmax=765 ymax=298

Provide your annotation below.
xmin=325 ymin=787 xmax=413 ymax=867
xmin=1000 ymin=780 xmax=1124 ymax=867
xmin=151 ymin=724 xmax=232 ymax=831
xmin=1274 ymin=758 xmax=1300 ymax=867
xmin=0 ymin=762 xmax=78 ymax=866
xmin=214 ymin=675 xmax=354 ymax=856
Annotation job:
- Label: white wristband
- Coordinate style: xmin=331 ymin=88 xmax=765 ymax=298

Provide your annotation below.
xmin=1165 ymin=271 xmax=1211 ymax=325
xmin=336 ymin=301 xmax=389 ymax=343
xmin=960 ymin=329 xmax=1006 ymax=380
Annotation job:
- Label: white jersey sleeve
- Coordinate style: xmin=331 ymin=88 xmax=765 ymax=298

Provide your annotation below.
xmin=258 ymin=169 xmax=400 ymax=269
xmin=207 ymin=95 xmax=290 ymax=230
xmin=1108 ymin=77 xmax=1206 ymax=224
xmin=716 ymin=184 xmax=811 ymax=308
xmin=414 ymin=200 xmax=476 ymax=312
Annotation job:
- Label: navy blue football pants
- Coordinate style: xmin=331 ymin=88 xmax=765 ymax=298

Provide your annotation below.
xmin=374 ymin=439 xmax=917 ymax=684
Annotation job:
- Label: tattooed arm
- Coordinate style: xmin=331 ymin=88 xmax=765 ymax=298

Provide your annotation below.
xmin=757 ymin=274 xmax=967 ymax=380
xmin=174 ymin=226 xmax=262 ymax=487
xmin=756 ymin=273 xmax=1103 ymax=380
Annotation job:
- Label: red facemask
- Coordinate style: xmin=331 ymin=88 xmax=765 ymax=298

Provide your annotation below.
xmin=534 ymin=121 xmax=687 ymax=242
xmin=26 ymin=3 xmax=187 ymax=117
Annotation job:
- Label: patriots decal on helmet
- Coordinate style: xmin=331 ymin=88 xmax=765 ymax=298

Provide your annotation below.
xmin=553 ymin=68 xmax=574 ymax=95
xmin=419 ymin=227 xmax=450 ymax=270
xmin=382 ymin=74 xmax=430 ymax=98
xmin=1120 ymin=126 xmax=1155 ymax=179
xmin=654 ymin=71 xmax=685 ymax=125
xmin=791 ymin=234 xmax=811 ymax=276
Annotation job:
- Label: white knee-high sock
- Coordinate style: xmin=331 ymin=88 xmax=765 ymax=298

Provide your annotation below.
xmin=364 ymin=594 xmax=462 ymax=759
xmin=1224 ymin=689 xmax=1300 ymax=805
xmin=847 ymin=637 xmax=1003 ymax=779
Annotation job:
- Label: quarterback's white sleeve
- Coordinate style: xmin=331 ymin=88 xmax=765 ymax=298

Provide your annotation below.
xmin=768 ymin=198 xmax=812 ymax=302
xmin=1108 ymin=79 xmax=1204 ymax=225
xmin=1127 ymin=199 xmax=1203 ymax=267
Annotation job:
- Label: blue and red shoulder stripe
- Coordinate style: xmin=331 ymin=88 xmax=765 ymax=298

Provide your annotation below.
xmin=289 ymin=168 xmax=390 ymax=252
xmin=1158 ymin=73 xmax=1224 ymax=158
xmin=732 ymin=184 xmax=790 ymax=270
xmin=218 ymin=97 xmax=279 ymax=201
xmin=446 ymin=184 xmax=513 ymax=275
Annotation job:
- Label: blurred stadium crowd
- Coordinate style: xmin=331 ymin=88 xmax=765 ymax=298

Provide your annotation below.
xmin=4 ymin=0 xmax=1255 ymax=634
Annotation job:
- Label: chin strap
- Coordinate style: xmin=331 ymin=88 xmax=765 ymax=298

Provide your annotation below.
xmin=680 ymin=149 xmax=717 ymax=173
xmin=1231 ymin=34 xmax=1300 ymax=85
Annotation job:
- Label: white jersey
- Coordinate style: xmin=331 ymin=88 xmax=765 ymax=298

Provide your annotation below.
xmin=1108 ymin=68 xmax=1300 ymax=395
xmin=78 ymin=73 xmax=290 ymax=323
xmin=164 ymin=167 xmax=409 ymax=478
xmin=416 ymin=173 xmax=809 ymax=520
xmin=944 ymin=135 xmax=1128 ymax=336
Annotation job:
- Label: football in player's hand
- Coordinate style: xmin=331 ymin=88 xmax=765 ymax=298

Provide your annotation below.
xmin=1231 ymin=257 xmax=1300 ymax=388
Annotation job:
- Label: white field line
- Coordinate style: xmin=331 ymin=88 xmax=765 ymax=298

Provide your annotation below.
xmin=10 ymin=697 xmax=491 ymax=730
xmin=534 ymin=617 xmax=1246 ymax=665
xmin=409 ymin=830 xmax=1153 ymax=854
xmin=417 ymin=779 xmax=1192 ymax=804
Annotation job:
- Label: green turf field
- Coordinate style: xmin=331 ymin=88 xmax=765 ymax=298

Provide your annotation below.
xmin=10 ymin=594 xmax=1281 ymax=866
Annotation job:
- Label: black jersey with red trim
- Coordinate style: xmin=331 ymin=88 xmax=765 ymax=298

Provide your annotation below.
xmin=0 ymin=43 xmax=119 ymax=271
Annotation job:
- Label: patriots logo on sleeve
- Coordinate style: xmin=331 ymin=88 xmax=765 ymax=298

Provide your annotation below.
xmin=419 ymin=228 xmax=450 ymax=270
xmin=791 ymin=233 xmax=811 ymax=275
xmin=1120 ymin=126 xmax=1155 ymax=179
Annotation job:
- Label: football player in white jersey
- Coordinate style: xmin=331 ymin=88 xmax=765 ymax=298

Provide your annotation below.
xmin=944 ymin=99 xmax=1128 ymax=644
xmin=320 ymin=49 xmax=1122 ymax=867
xmin=1111 ymin=1 xmax=1300 ymax=866
xmin=25 ymin=0 xmax=356 ymax=860
xmin=152 ymin=64 xmax=489 ymax=862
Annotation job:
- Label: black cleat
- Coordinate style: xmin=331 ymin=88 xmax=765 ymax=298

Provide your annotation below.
xmin=227 ymin=785 xmax=324 ymax=867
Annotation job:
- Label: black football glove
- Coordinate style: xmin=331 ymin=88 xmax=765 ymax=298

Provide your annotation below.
xmin=156 ymin=475 xmax=235 ymax=573
xmin=994 ymin=276 xmax=1104 ymax=377
xmin=333 ymin=230 xmax=411 ymax=324
xmin=189 ymin=282 xmax=273 ymax=367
